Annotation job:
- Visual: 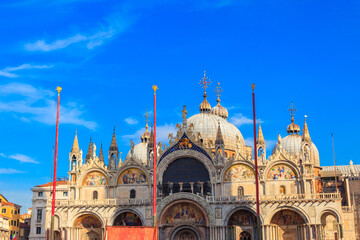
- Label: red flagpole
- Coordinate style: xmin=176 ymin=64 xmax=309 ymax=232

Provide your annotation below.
xmin=152 ymin=85 xmax=158 ymax=228
xmin=252 ymin=84 xmax=262 ymax=240
xmin=50 ymin=86 xmax=61 ymax=240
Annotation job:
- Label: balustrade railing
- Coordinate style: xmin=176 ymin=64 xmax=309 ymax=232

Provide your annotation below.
xmin=47 ymin=198 xmax=152 ymax=207
xmin=206 ymin=192 xmax=341 ymax=203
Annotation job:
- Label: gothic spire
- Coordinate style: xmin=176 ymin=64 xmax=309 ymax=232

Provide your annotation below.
xmin=99 ymin=143 xmax=104 ymax=162
xmin=257 ymin=121 xmax=265 ymax=146
xmin=71 ymin=130 xmax=80 ymax=153
xmin=302 ymin=116 xmax=311 ymax=142
xmin=85 ymin=137 xmax=93 ymax=163
xmin=109 ymin=127 xmax=118 ymax=152
xmin=215 ymin=121 xmax=224 ymax=146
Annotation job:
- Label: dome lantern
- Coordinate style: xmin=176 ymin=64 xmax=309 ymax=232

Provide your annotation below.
xmin=211 ymin=82 xmax=229 ymax=119
xmin=199 ymin=71 xmax=212 ymax=113
xmin=287 ymin=102 xmax=300 ymax=134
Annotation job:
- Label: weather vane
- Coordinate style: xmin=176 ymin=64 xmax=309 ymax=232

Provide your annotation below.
xmin=199 ymin=70 xmax=211 ymax=92
xmin=214 ymin=82 xmax=223 ymax=100
xmin=288 ymin=102 xmax=296 ymax=122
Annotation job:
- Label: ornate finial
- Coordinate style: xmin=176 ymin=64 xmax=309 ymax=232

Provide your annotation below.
xmin=56 ymin=86 xmax=62 ymax=94
xmin=214 ymin=82 xmax=223 ymax=103
xmin=152 ymin=85 xmax=158 ymax=92
xmin=199 ymin=71 xmax=211 ymax=93
xmin=144 ymin=109 xmax=151 ymax=125
xmin=252 ymin=83 xmax=255 ymax=91
xmin=113 ymin=126 xmax=116 ymax=133
xmin=304 ymin=115 xmax=307 ymax=121
xmin=258 ymin=119 xmax=262 ymax=125
xmin=288 ymin=102 xmax=296 ymax=123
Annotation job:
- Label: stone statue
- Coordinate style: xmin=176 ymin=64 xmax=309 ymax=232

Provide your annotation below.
xmin=92 ymin=143 xmax=96 ymax=159
xmin=130 ymin=139 xmax=134 ymax=152
xmin=182 ymin=105 xmax=187 ymax=121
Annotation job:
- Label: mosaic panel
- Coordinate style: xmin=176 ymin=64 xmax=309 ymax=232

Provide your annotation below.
xmin=118 ymin=168 xmax=147 ymax=184
xmin=224 ymin=164 xmax=255 ymax=182
xmin=82 ymin=172 xmax=107 ymax=186
xmin=162 ymin=202 xmax=206 ymax=225
xmin=271 ymin=210 xmax=305 ymax=225
xmin=267 ymin=164 xmax=297 ymax=180
xmin=228 ymin=210 xmax=256 ymax=226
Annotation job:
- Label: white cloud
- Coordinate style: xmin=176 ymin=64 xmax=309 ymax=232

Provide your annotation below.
xmin=0 ymin=168 xmax=25 ymax=174
xmin=229 ymin=113 xmax=253 ymax=127
xmin=0 ymin=82 xmax=97 ymax=130
xmin=8 ymin=154 xmax=39 ymax=164
xmin=25 ymin=12 xmax=133 ymax=52
xmin=0 ymin=64 xmax=53 ymax=78
xmin=124 ymin=117 xmax=138 ymax=125
xmin=122 ymin=123 xmax=176 ymax=145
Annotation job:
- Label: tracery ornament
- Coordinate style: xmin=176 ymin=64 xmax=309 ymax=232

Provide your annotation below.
xmin=118 ymin=168 xmax=147 ymax=184
xmin=82 ymin=171 xmax=107 ymax=186
xmin=267 ymin=164 xmax=297 ymax=180
xmin=224 ymin=164 xmax=255 ymax=182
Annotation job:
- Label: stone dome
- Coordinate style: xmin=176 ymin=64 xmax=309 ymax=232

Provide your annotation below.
xmin=187 ymin=113 xmax=245 ymax=151
xmin=287 ymin=122 xmax=300 ymax=134
xmin=126 ymin=142 xmax=148 ymax=165
xmin=272 ymin=134 xmax=320 ymax=166
xmin=211 ymin=102 xmax=228 ymax=119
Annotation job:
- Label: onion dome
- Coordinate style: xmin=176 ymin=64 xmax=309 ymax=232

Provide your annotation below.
xmin=211 ymin=82 xmax=228 ymax=119
xmin=287 ymin=116 xmax=301 ymax=134
xmin=141 ymin=123 xmax=151 ymax=143
xmin=188 ymin=113 xmax=245 ymax=151
xmin=126 ymin=142 xmax=148 ymax=165
xmin=200 ymin=92 xmax=211 ymax=113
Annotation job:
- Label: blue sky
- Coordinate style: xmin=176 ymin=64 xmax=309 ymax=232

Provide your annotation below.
xmin=0 ymin=0 xmax=359 ymax=213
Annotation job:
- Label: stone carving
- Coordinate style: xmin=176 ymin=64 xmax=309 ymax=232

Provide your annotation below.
xmin=168 ymin=133 xmax=176 ymax=145
xmin=182 ymin=105 xmax=187 ymax=121
xmin=179 ymin=138 xmax=192 ymax=149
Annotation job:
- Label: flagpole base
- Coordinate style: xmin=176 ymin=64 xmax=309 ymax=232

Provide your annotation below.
xmin=50 ymin=215 xmax=54 ymax=240
xmin=153 ymin=215 xmax=157 ymax=227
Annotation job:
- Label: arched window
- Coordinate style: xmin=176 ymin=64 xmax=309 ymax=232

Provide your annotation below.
xmin=93 ymin=191 xmax=98 ymax=200
xmin=280 ymin=186 xmax=286 ymax=195
xmin=130 ymin=189 xmax=136 ymax=199
xmin=238 ymin=186 xmax=244 ymax=197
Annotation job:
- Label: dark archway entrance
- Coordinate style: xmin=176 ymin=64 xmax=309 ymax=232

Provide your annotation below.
xmin=227 ymin=210 xmax=257 ymax=240
xmin=113 ymin=212 xmax=142 ymax=226
xmin=162 ymin=158 xmax=211 ymax=196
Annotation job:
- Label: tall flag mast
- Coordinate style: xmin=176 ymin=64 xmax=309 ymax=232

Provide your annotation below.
xmin=252 ymin=84 xmax=262 ymax=240
xmin=50 ymin=86 xmax=61 ymax=240
xmin=152 ymin=85 xmax=158 ymax=227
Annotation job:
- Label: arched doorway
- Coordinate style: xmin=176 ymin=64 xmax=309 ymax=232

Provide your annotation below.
xmin=162 ymin=158 xmax=211 ymax=196
xmin=82 ymin=230 xmax=100 ymax=240
xmin=270 ymin=210 xmax=306 ymax=240
xmin=227 ymin=210 xmax=256 ymax=240
xmin=174 ymin=228 xmax=198 ymax=240
xmin=113 ymin=211 xmax=142 ymax=226
xmin=54 ymin=230 xmax=61 ymax=240
xmin=320 ymin=212 xmax=339 ymax=240
xmin=73 ymin=214 xmax=102 ymax=240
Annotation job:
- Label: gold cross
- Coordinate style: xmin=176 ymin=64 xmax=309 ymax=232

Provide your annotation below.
xmin=144 ymin=109 xmax=151 ymax=125
xmin=199 ymin=70 xmax=211 ymax=92
xmin=288 ymin=102 xmax=296 ymax=120
xmin=214 ymin=82 xmax=223 ymax=99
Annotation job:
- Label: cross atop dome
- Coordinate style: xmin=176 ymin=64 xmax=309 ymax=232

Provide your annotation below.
xmin=144 ymin=109 xmax=151 ymax=125
xmin=214 ymin=82 xmax=223 ymax=103
xmin=288 ymin=101 xmax=296 ymax=123
xmin=199 ymin=70 xmax=211 ymax=93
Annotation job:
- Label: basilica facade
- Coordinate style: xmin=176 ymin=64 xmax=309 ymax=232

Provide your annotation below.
xmin=29 ymin=81 xmax=357 ymax=240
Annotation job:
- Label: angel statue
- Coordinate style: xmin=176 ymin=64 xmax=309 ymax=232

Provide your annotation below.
xmin=182 ymin=105 xmax=187 ymax=121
